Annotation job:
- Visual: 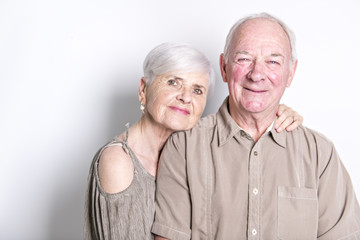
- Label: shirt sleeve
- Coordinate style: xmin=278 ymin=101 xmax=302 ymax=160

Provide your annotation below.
xmin=316 ymin=137 xmax=360 ymax=239
xmin=151 ymin=132 xmax=192 ymax=240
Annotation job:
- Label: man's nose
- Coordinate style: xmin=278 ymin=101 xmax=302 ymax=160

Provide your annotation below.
xmin=176 ymin=86 xmax=192 ymax=103
xmin=247 ymin=61 xmax=266 ymax=82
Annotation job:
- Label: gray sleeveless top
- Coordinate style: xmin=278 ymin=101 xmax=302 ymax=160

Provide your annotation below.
xmin=84 ymin=130 xmax=156 ymax=240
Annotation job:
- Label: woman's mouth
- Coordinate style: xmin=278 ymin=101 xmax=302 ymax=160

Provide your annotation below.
xmin=169 ymin=106 xmax=190 ymax=115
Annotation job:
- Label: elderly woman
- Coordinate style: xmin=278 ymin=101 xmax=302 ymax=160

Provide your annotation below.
xmin=83 ymin=42 xmax=302 ymax=239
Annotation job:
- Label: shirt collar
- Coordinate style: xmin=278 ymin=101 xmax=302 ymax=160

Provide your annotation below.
xmin=216 ymin=97 xmax=287 ymax=148
xmin=216 ymin=97 xmax=242 ymax=146
xmin=269 ymin=123 xmax=287 ymax=148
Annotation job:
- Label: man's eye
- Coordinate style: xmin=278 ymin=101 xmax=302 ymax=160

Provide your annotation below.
xmin=269 ymin=60 xmax=279 ymax=65
xmin=237 ymin=58 xmax=249 ymax=62
xmin=193 ymin=88 xmax=203 ymax=95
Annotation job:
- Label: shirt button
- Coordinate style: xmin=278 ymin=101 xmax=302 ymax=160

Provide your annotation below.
xmin=254 ymin=151 xmax=258 ymax=156
xmin=253 ymin=188 xmax=259 ymax=195
xmin=241 ymin=131 xmax=245 ymax=136
xmin=252 ymin=228 xmax=257 ymax=235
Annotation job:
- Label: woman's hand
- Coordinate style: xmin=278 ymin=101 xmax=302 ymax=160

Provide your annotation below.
xmin=275 ymin=104 xmax=303 ymax=132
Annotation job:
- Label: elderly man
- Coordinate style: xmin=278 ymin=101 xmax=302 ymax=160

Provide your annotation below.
xmin=152 ymin=13 xmax=360 ymax=239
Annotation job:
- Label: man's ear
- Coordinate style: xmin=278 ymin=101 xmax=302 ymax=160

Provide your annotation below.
xmin=219 ymin=53 xmax=228 ymax=83
xmin=138 ymin=77 xmax=147 ymax=104
xmin=286 ymin=60 xmax=298 ymax=88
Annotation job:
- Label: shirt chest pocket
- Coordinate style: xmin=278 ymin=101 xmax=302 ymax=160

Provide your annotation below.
xmin=277 ymin=186 xmax=318 ymax=240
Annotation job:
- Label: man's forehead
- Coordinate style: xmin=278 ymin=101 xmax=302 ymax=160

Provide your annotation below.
xmin=239 ymin=18 xmax=284 ymax=32
xmin=238 ymin=19 xmax=287 ymax=38
xmin=233 ymin=18 xmax=291 ymax=52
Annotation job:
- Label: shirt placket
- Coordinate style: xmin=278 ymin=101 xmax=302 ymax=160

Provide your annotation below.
xmin=248 ymin=140 xmax=261 ymax=239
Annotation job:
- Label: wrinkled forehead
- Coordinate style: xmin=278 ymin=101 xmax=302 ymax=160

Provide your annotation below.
xmin=152 ymin=70 xmax=210 ymax=87
xmin=232 ymin=18 xmax=291 ymax=55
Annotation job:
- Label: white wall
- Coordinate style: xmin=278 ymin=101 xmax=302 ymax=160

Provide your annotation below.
xmin=1 ymin=0 xmax=359 ymax=239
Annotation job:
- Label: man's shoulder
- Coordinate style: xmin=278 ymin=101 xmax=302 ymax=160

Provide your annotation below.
xmin=170 ymin=113 xmax=218 ymax=140
xmin=187 ymin=113 xmax=218 ymax=135
xmin=196 ymin=113 xmax=218 ymax=128
xmin=280 ymin=126 xmax=337 ymax=168
xmin=288 ymin=125 xmax=334 ymax=147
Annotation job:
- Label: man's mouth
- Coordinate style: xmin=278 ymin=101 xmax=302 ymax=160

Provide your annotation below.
xmin=245 ymin=87 xmax=267 ymax=93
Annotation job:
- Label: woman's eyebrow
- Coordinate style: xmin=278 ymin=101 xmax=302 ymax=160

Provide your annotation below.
xmin=192 ymin=83 xmax=207 ymax=91
xmin=176 ymin=77 xmax=207 ymax=90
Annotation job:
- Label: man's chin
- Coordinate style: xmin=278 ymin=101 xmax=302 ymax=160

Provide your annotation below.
xmin=243 ymin=103 xmax=267 ymax=113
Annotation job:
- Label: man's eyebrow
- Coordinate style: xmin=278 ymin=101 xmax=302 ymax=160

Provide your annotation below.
xmin=234 ymin=51 xmax=285 ymax=58
xmin=235 ymin=50 xmax=250 ymax=55
xmin=270 ymin=53 xmax=284 ymax=58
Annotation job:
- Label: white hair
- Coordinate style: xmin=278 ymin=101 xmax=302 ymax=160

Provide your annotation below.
xmin=224 ymin=12 xmax=297 ymax=66
xmin=143 ymin=42 xmax=215 ymax=95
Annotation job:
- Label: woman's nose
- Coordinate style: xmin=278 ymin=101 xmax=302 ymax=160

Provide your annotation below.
xmin=176 ymin=86 xmax=192 ymax=103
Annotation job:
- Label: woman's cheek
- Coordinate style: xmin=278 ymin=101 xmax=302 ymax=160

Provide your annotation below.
xmin=197 ymin=98 xmax=206 ymax=115
xmin=193 ymin=98 xmax=206 ymax=118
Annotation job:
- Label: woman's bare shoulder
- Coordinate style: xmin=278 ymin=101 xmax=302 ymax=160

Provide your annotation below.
xmin=98 ymin=144 xmax=134 ymax=194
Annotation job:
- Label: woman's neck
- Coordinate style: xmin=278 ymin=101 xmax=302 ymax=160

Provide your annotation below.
xmin=125 ymin=116 xmax=174 ymax=175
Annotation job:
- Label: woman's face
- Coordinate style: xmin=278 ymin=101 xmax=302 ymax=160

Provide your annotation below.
xmin=142 ymin=71 xmax=209 ymax=132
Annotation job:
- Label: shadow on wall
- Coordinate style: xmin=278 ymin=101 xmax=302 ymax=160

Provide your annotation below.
xmin=47 ymin=88 xmax=141 ymax=240
xmin=106 ymin=90 xmax=142 ymax=138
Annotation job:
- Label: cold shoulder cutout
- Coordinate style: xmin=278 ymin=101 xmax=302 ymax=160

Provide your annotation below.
xmin=98 ymin=144 xmax=135 ymax=194
xmin=84 ymin=130 xmax=156 ymax=240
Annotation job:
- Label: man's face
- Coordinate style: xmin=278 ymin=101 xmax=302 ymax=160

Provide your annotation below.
xmin=220 ymin=18 xmax=297 ymax=116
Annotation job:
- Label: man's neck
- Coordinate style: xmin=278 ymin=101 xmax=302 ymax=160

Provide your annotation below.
xmin=229 ymin=104 xmax=277 ymax=142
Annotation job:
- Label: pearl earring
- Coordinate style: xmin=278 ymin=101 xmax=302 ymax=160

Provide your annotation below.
xmin=140 ymin=103 xmax=145 ymax=113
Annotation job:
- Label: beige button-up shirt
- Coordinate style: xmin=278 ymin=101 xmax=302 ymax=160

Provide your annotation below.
xmin=152 ymin=98 xmax=360 ymax=239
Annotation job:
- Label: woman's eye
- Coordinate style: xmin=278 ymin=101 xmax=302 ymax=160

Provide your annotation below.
xmin=167 ymin=79 xmax=178 ymax=86
xmin=193 ymin=88 xmax=203 ymax=95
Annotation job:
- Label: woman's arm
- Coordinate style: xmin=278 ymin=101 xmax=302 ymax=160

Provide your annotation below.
xmin=275 ymin=104 xmax=303 ymax=132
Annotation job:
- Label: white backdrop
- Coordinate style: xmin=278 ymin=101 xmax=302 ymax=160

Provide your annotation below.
xmin=1 ymin=0 xmax=359 ymax=239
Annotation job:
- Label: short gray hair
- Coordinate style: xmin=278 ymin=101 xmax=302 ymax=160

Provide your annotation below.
xmin=224 ymin=12 xmax=297 ymax=66
xmin=143 ymin=42 xmax=215 ymax=95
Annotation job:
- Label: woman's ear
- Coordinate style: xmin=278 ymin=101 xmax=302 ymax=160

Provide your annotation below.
xmin=138 ymin=77 xmax=147 ymax=104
